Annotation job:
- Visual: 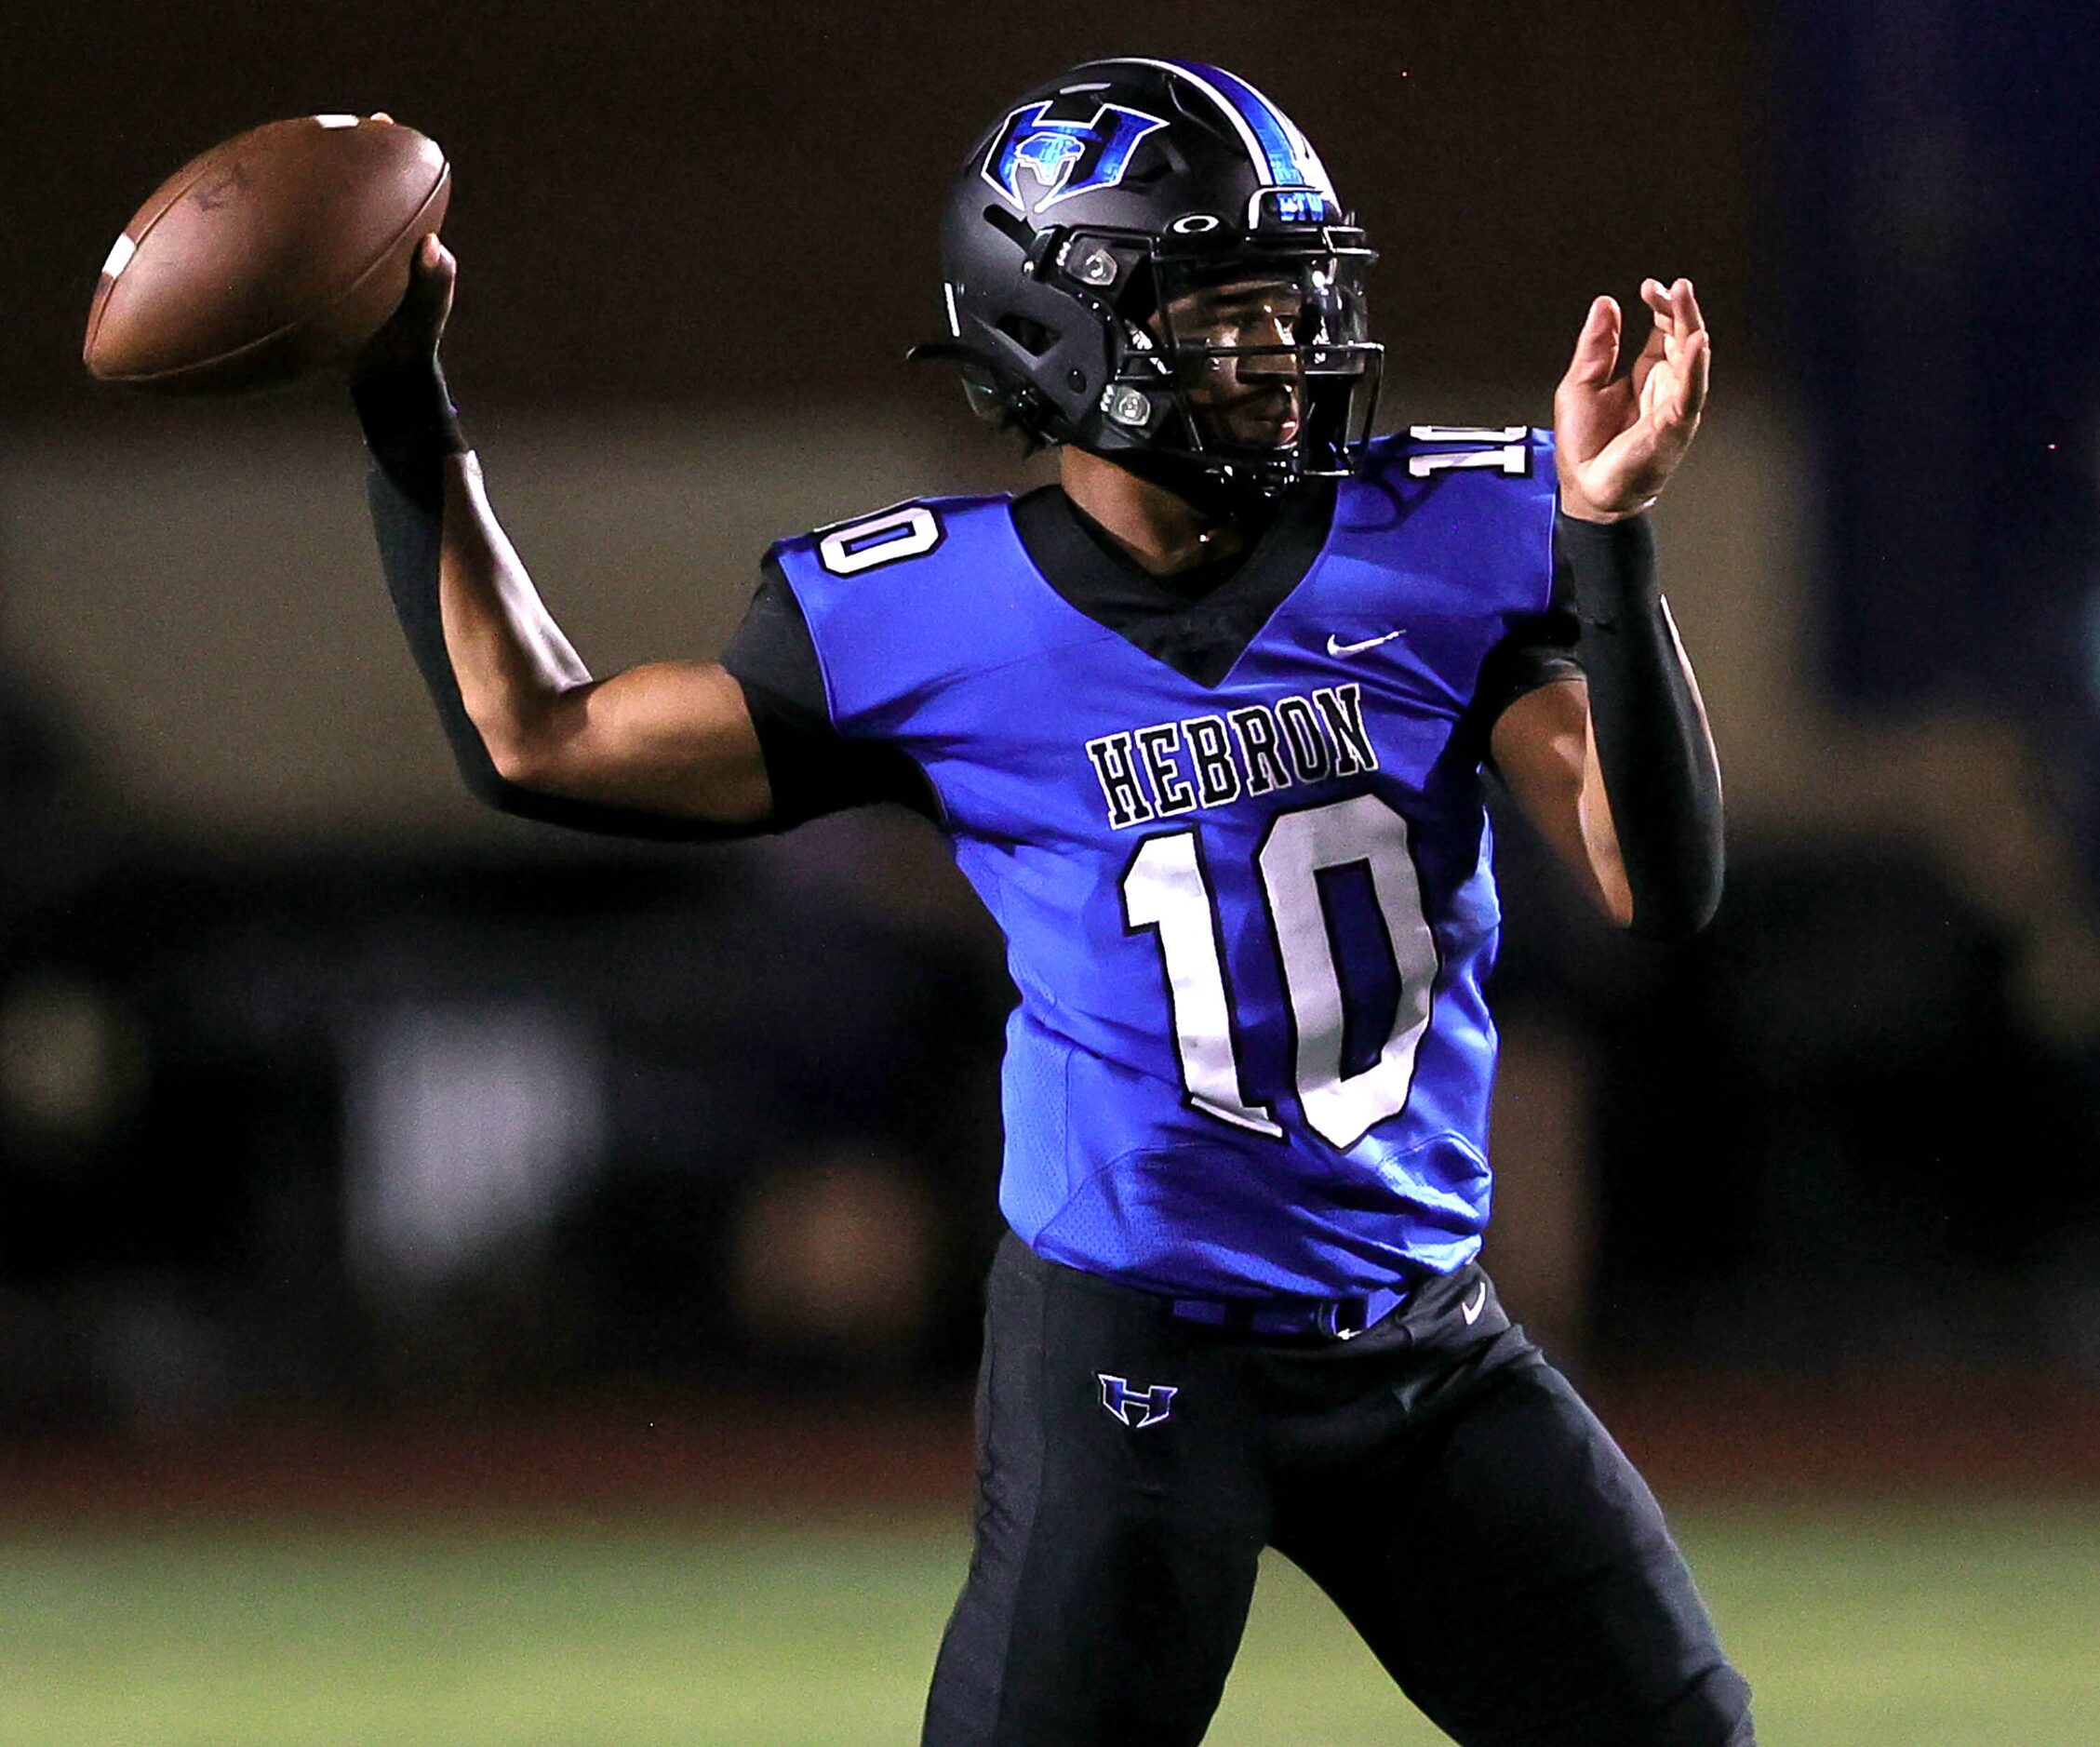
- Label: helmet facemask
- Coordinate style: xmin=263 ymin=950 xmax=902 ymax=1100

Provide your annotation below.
xmin=1138 ymin=233 xmax=1382 ymax=489
xmin=1018 ymin=218 xmax=1383 ymax=504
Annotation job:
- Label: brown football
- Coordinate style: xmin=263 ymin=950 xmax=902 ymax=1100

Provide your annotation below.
xmin=84 ymin=114 xmax=449 ymax=394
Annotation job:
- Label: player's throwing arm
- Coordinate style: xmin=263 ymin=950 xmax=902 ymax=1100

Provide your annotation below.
xmin=82 ymin=111 xmax=777 ymax=841
xmin=351 ymin=236 xmax=778 ymax=839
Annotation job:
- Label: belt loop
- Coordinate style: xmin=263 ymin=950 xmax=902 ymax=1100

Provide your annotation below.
xmin=1319 ymin=1294 xmax=1371 ymax=1340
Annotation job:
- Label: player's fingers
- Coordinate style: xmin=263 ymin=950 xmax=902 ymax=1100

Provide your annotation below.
xmin=1639 ymin=276 xmax=1676 ymax=331
xmin=1636 ymin=300 xmax=1671 ymax=363
xmin=369 ymin=235 xmax=455 ymax=352
xmin=1672 ymin=276 xmax=1705 ymax=339
xmin=1634 ymin=345 xmax=1707 ymax=449
xmin=1627 ymin=309 xmax=1670 ymax=400
xmin=1558 ymin=296 xmax=1621 ymax=390
xmin=405 ymin=235 xmax=454 ymax=308
xmin=368 ymin=111 xmax=395 ymax=125
xmin=1674 ymin=327 xmax=1711 ymax=421
xmin=352 ymin=237 xmax=455 ymax=374
xmin=419 ymin=233 xmax=457 ymax=281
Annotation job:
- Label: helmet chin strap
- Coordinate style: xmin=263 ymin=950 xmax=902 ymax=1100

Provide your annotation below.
xmin=1095 ymin=437 xmax=1296 ymax=527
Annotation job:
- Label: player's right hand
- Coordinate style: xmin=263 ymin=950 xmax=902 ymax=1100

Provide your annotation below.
xmin=354 ymin=232 xmax=457 ymax=378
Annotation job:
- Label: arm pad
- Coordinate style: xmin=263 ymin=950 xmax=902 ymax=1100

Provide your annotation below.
xmin=1556 ymin=512 xmax=1725 ymax=940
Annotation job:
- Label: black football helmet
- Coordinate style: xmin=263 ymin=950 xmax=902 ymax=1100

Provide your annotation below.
xmin=916 ymin=59 xmax=1382 ymax=502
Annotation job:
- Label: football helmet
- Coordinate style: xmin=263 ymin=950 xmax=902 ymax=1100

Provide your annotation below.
xmin=916 ymin=59 xmax=1382 ymax=501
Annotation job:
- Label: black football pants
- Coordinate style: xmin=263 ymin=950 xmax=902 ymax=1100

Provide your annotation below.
xmin=921 ymin=1233 xmax=1754 ymax=1747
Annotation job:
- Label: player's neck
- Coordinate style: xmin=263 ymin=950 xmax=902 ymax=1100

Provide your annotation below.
xmin=1058 ymin=447 xmax=1254 ymax=578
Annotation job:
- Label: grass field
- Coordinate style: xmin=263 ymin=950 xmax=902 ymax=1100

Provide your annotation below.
xmin=4 ymin=1502 xmax=2097 ymax=1745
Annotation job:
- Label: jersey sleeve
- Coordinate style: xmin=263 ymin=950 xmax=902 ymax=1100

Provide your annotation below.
xmin=1471 ymin=567 xmax=1582 ymax=740
xmin=1429 ymin=428 xmax=1580 ymax=754
xmin=720 ymin=557 xmax=942 ymax=827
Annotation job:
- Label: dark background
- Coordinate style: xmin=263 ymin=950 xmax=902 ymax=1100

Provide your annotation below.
xmin=7 ymin=1 xmax=1765 ymax=413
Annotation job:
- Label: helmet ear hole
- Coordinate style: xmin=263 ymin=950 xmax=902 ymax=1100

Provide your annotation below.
xmin=995 ymin=313 xmax=1057 ymax=357
xmin=981 ymin=205 xmax=1033 ymax=250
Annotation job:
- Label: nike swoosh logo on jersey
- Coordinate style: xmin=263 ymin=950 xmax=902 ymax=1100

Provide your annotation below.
xmin=1326 ymin=630 xmax=1404 ymax=658
xmin=1461 ymin=1282 xmax=1488 ymax=1325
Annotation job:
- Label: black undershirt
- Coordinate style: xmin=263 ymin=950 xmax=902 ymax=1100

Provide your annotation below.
xmin=727 ymin=553 xmax=948 ymax=828
xmin=1012 ymin=479 xmax=1337 ymax=687
xmin=721 ymin=483 xmax=1584 ymax=829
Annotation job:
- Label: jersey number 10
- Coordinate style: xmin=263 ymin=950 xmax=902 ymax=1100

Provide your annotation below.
xmin=1122 ymin=793 xmax=1440 ymax=1153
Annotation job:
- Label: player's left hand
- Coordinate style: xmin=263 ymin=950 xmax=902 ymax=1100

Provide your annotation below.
xmin=1554 ymin=277 xmax=1709 ymax=523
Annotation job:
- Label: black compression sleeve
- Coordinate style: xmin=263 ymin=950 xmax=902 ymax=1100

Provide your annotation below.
xmin=351 ymin=358 xmax=776 ymax=843
xmin=350 ymin=355 xmax=465 ymax=505
xmin=1556 ymin=511 xmax=1724 ymax=940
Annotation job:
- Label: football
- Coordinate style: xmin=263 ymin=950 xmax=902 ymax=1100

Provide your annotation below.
xmin=84 ymin=114 xmax=450 ymax=394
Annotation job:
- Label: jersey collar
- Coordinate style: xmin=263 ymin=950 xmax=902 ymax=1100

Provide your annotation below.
xmin=1010 ymin=480 xmax=1336 ymax=687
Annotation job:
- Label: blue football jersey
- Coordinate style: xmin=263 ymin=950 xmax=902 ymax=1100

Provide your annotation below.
xmin=769 ymin=428 xmax=1560 ymax=1300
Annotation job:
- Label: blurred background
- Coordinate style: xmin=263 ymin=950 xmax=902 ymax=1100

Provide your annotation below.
xmin=3 ymin=2 xmax=2098 ymax=1742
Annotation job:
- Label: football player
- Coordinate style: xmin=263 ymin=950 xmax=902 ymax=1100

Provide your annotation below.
xmin=350 ymin=59 xmax=1746 ymax=1747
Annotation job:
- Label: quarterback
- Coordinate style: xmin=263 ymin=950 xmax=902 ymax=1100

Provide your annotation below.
xmin=350 ymin=59 xmax=1747 ymax=1747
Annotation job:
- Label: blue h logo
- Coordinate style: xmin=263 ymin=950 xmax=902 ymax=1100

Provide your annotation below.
xmin=1097 ymin=1373 xmax=1178 ymax=1429
xmin=983 ymin=101 xmax=1168 ymax=215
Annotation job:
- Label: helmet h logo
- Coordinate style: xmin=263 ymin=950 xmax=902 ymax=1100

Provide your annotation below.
xmin=1097 ymin=1373 xmax=1178 ymax=1429
xmin=983 ymin=101 xmax=1168 ymax=215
